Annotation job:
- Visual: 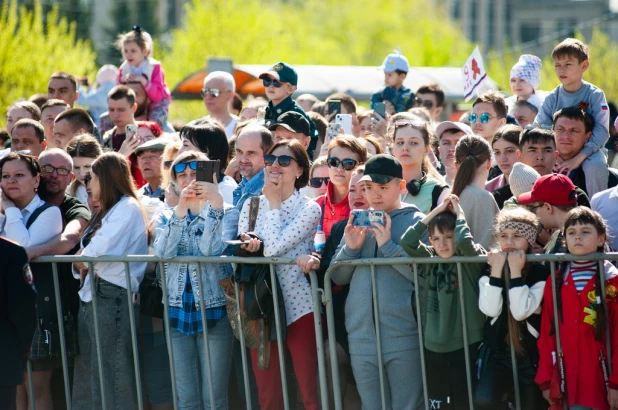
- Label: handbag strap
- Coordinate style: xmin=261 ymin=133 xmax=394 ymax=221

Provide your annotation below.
xmin=248 ymin=196 xmax=260 ymax=232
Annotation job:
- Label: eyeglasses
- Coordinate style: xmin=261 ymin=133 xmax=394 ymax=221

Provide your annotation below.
xmin=262 ymin=78 xmax=285 ymax=88
xmin=309 ymin=177 xmax=330 ymax=188
xmin=200 ymin=88 xmax=221 ymax=98
xmin=327 ymin=157 xmax=358 ymax=171
xmin=163 ymin=160 xmax=173 ymax=170
xmin=41 ymin=165 xmax=71 ymax=176
xmin=264 ymin=154 xmax=297 ymax=167
xmin=468 ymin=113 xmax=501 ymax=124
xmin=414 ymin=97 xmax=434 ymax=110
xmin=173 ymin=161 xmax=198 ymax=174
xmin=527 ymin=202 xmax=545 ymax=212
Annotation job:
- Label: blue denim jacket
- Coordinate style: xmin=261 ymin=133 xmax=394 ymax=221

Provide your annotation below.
xmin=154 ymin=203 xmax=239 ymax=309
xmin=233 ymin=169 xmax=265 ymax=211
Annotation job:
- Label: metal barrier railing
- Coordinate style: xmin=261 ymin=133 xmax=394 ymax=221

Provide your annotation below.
xmin=25 ymin=252 xmax=618 ymax=410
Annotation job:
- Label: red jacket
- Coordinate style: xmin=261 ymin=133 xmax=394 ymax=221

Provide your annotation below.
xmin=536 ymin=261 xmax=618 ymax=410
xmin=315 ymin=182 xmax=350 ymax=239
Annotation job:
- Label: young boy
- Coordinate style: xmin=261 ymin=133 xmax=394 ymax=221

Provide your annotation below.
xmin=331 ymin=154 xmax=424 ymax=410
xmin=535 ymin=38 xmax=610 ymax=197
xmin=470 ymin=91 xmax=507 ymax=143
xmin=258 ymin=62 xmax=318 ymax=154
xmin=371 ymin=49 xmax=415 ymax=114
xmin=400 ymin=195 xmax=486 ymax=409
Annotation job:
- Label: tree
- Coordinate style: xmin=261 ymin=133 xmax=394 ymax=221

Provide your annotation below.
xmin=0 ymin=0 xmax=96 ymax=126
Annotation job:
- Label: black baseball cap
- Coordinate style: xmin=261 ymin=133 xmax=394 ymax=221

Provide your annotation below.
xmin=359 ymin=154 xmax=403 ymax=184
xmin=269 ymin=112 xmax=310 ymax=136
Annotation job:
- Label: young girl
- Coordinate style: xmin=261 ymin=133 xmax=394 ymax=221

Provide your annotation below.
xmin=475 ymin=206 xmax=549 ymax=410
xmin=66 ymin=134 xmax=102 ymax=207
xmin=116 ymin=26 xmax=172 ymax=126
xmin=309 ymin=156 xmax=329 ymax=198
xmin=536 ymin=207 xmax=618 ymax=410
xmin=388 ymin=112 xmax=448 ymax=214
xmin=505 ymin=54 xmax=546 ymax=113
xmin=485 ymin=124 xmax=521 ymax=194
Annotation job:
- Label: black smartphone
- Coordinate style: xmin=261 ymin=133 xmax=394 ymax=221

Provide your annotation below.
xmin=372 ymin=102 xmax=386 ymax=120
xmin=195 ymin=160 xmax=220 ymax=184
xmin=328 ymin=100 xmax=341 ymax=120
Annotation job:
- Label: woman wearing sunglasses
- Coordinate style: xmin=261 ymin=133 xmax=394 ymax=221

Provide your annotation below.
xmin=388 ymin=113 xmax=449 ymax=214
xmin=309 ymin=156 xmax=329 ymax=197
xmin=315 ymin=135 xmax=367 ymax=238
xmin=238 ymin=139 xmax=321 ymax=410
xmin=154 ymin=150 xmax=238 ymax=409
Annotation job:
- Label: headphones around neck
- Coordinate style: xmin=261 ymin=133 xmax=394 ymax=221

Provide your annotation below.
xmin=406 ymin=173 xmax=427 ymax=196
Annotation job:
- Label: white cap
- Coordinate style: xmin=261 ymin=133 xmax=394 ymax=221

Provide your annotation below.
xmin=435 ymin=121 xmax=473 ymax=140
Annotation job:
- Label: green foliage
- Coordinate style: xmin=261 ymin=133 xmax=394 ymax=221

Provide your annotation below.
xmin=161 ymin=0 xmax=474 ymax=123
xmin=0 ymin=0 xmax=96 ymax=126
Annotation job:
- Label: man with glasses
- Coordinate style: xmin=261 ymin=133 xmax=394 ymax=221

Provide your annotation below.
xmin=135 ymin=138 xmax=170 ymax=200
xmin=196 ymin=71 xmax=238 ymax=139
xmin=415 ymin=83 xmax=446 ymax=122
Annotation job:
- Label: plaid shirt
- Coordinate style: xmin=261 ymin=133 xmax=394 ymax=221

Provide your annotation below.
xmin=168 ymin=273 xmax=226 ymax=335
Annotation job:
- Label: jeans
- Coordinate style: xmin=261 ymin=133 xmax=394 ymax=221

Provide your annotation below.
xmin=350 ymin=346 xmax=423 ymax=410
xmin=140 ymin=340 xmax=173 ymax=405
xmin=72 ymin=278 xmax=138 ymax=410
xmin=170 ymin=316 xmax=234 ymax=410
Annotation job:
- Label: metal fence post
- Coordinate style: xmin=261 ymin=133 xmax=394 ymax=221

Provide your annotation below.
xmin=456 ymin=262 xmax=475 ymax=410
xmin=123 ymin=262 xmax=143 ymax=410
xmin=89 ymin=261 xmax=107 ymax=410
xmin=157 ymin=263 xmax=179 ymax=409
xmin=234 ymin=279 xmax=253 ymax=410
xmin=502 ymin=263 xmax=521 ymax=410
xmin=412 ymin=263 xmax=430 ymax=410
xmin=370 ymin=264 xmax=387 ymax=410
xmin=322 ymin=266 xmax=343 ymax=410
xmin=549 ymin=261 xmax=568 ymax=410
xmin=308 ymin=270 xmax=329 ymax=410
xmin=195 ymin=262 xmax=216 ymax=410
xmin=26 ymin=360 xmax=36 ymax=410
xmin=51 ymin=262 xmax=72 ymax=409
xmin=598 ymin=260 xmax=613 ymax=374
xmin=269 ymin=263 xmax=290 ymax=410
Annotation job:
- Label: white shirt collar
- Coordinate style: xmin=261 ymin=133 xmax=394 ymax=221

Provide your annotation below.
xmin=21 ymin=194 xmax=43 ymax=220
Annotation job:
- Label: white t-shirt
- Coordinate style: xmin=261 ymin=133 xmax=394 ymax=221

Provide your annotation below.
xmin=224 ymin=116 xmax=239 ymax=139
xmin=219 ymin=175 xmax=239 ymax=206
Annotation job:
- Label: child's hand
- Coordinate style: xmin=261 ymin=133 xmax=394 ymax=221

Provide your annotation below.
xmin=507 ymin=249 xmax=526 ymax=275
xmin=344 ymin=213 xmax=368 ymax=250
xmin=608 ymin=388 xmax=618 ymax=408
xmin=487 ymin=250 xmax=507 ymax=278
xmin=370 ymin=214 xmax=392 ymax=248
xmin=554 ymin=152 xmax=586 ymax=175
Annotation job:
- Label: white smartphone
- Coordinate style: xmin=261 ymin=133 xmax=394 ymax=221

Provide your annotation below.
xmin=126 ymin=124 xmax=138 ymax=140
xmin=335 ymin=114 xmax=353 ymax=135
xmin=224 ymin=240 xmax=251 ymax=245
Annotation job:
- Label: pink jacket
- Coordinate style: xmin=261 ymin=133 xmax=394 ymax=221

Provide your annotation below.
xmin=117 ymin=58 xmax=171 ymax=104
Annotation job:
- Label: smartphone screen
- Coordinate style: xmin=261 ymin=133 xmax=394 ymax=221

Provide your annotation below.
xmin=195 ymin=160 xmax=220 ymax=183
xmin=328 ymin=100 xmax=341 ymax=120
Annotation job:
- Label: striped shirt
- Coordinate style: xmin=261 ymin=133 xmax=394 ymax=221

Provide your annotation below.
xmin=568 ymin=260 xmax=597 ymax=294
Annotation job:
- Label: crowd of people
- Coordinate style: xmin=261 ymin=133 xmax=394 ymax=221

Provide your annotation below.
xmin=4 ymin=27 xmax=618 ymax=410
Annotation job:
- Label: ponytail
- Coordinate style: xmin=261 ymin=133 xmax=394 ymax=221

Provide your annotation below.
xmin=451 ymin=135 xmax=491 ymax=197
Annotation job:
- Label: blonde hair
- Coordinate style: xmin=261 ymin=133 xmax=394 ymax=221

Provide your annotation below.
xmin=161 ymin=140 xmax=182 ymax=189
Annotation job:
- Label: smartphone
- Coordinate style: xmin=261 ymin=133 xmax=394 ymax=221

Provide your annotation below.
xmin=326 ymin=123 xmax=343 ymax=143
xmin=125 ymin=124 xmax=138 ymax=141
xmin=351 ymin=210 xmax=385 ymax=227
xmin=328 ymin=100 xmax=341 ymax=120
xmin=195 ymin=160 xmax=220 ymax=184
xmin=224 ymin=240 xmax=251 ymax=245
xmin=335 ymin=114 xmax=353 ymax=135
xmin=372 ymin=102 xmax=386 ymax=120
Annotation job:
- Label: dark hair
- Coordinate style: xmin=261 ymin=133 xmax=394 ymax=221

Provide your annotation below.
xmin=452 ymin=135 xmax=492 ymax=197
xmin=237 ymin=124 xmax=274 ymax=154
xmin=54 ymin=108 xmax=95 ymax=135
xmin=0 ymin=129 xmax=8 ymax=144
xmin=553 ymin=106 xmax=594 ymax=134
xmin=267 ymin=139 xmax=310 ymax=190
xmin=552 ymin=38 xmax=589 ymax=63
xmin=50 ymin=72 xmax=77 ymax=91
xmin=556 ymin=207 xmax=608 ymax=342
xmin=518 ymin=127 xmax=556 ymax=150
xmin=428 ymin=211 xmax=456 ymax=236
xmin=514 ymin=99 xmax=539 ymax=115
xmin=491 ymin=124 xmax=522 ymax=148
xmin=180 ymin=120 xmax=230 ymax=169
xmin=41 ymin=98 xmax=70 ymax=114
xmin=473 ymin=91 xmax=507 ymax=119
xmin=308 ymin=111 xmax=327 ymax=142
xmin=12 ymin=119 xmax=45 ymax=142
xmin=66 ymin=134 xmax=103 ymax=159
xmin=326 ymin=93 xmax=357 ymax=114
xmin=0 ymin=152 xmax=40 ymax=176
xmin=394 ymin=69 xmax=407 ymax=76
xmin=416 ymin=83 xmax=445 ymax=107
xmin=29 ymin=94 xmax=48 ymax=109
xmin=8 ymin=100 xmax=41 ymax=122
xmin=232 ymin=93 xmax=243 ymax=113
xmin=108 ymin=85 xmax=136 ymax=106
xmin=327 ymin=135 xmax=368 ymax=164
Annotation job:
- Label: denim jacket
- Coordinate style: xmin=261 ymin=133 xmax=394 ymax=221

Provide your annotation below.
xmin=233 ymin=169 xmax=265 ymax=211
xmin=154 ymin=203 xmax=239 ymax=309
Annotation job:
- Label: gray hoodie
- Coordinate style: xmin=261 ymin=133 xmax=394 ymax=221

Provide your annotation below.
xmin=331 ymin=205 xmax=423 ymax=356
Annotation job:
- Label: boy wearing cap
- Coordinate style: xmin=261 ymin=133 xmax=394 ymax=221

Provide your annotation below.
xmin=518 ymin=173 xmax=579 ymax=254
xmin=505 ymin=54 xmax=547 ymax=113
xmin=331 ymin=154 xmax=424 ymax=410
xmin=536 ymin=38 xmax=610 ymax=197
xmin=371 ymin=49 xmax=415 ymax=114
xmin=436 ymin=121 xmax=473 ymax=186
xmin=259 ymin=62 xmax=318 ymax=154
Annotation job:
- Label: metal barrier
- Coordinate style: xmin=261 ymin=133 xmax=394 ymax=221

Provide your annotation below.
xmin=25 ymin=252 xmax=618 ymax=410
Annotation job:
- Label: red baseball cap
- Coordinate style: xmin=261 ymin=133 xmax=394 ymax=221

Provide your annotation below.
xmin=517 ymin=174 xmax=577 ymax=206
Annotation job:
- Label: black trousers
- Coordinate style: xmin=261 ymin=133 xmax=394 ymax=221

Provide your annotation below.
xmin=0 ymin=385 xmax=17 ymax=410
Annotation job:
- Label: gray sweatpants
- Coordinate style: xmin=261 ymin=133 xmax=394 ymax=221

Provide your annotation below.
xmin=582 ymin=149 xmax=609 ymax=198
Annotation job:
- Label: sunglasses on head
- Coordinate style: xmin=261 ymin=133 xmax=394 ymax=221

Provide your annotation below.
xmin=392 ymin=120 xmax=428 ymax=129
xmin=264 ymin=154 xmax=297 ymax=167
xmin=309 ymin=177 xmax=330 ymax=188
xmin=200 ymin=88 xmax=221 ymax=98
xmin=414 ymin=97 xmax=434 ymax=110
xmin=327 ymin=157 xmax=358 ymax=171
xmin=468 ymin=112 xmax=500 ymax=124
xmin=173 ymin=161 xmax=198 ymax=174
xmin=262 ymin=78 xmax=284 ymax=88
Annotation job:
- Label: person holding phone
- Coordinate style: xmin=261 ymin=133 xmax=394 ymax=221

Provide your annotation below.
xmin=154 ymin=150 xmax=238 ymax=409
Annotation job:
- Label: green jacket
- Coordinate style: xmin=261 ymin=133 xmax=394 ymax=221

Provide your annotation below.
xmin=400 ymin=219 xmax=487 ymax=353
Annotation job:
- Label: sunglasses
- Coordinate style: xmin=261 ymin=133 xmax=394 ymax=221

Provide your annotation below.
xmin=309 ymin=177 xmax=330 ymax=188
xmin=264 ymin=154 xmax=297 ymax=167
xmin=392 ymin=120 xmax=427 ymax=129
xmin=468 ymin=113 xmax=501 ymax=124
xmin=262 ymin=78 xmax=284 ymax=88
xmin=173 ymin=161 xmax=198 ymax=174
xmin=40 ymin=165 xmax=71 ymax=176
xmin=200 ymin=88 xmax=221 ymax=98
xmin=327 ymin=157 xmax=358 ymax=171
xmin=414 ymin=97 xmax=434 ymax=110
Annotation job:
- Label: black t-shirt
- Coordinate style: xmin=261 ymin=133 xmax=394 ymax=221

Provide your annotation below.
xmin=59 ymin=194 xmax=91 ymax=254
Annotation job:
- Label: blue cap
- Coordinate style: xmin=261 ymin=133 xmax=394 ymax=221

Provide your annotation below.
xmin=379 ymin=49 xmax=409 ymax=73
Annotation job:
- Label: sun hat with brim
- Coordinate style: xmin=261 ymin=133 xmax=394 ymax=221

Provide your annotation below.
xmin=135 ymin=137 xmax=170 ymax=156
xmin=359 ymin=154 xmax=403 ymax=184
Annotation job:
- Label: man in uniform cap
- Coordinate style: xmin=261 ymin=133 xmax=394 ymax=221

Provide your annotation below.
xmin=0 ymin=238 xmax=37 ymax=410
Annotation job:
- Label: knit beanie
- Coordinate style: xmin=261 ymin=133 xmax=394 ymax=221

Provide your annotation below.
xmin=510 ymin=55 xmax=542 ymax=90
xmin=509 ymin=162 xmax=540 ymax=198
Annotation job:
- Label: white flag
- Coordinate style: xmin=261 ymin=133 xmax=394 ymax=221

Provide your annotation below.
xmin=462 ymin=46 xmax=487 ymax=102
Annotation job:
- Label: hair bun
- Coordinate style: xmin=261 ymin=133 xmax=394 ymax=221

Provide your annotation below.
xmin=132 ymin=25 xmax=142 ymax=33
